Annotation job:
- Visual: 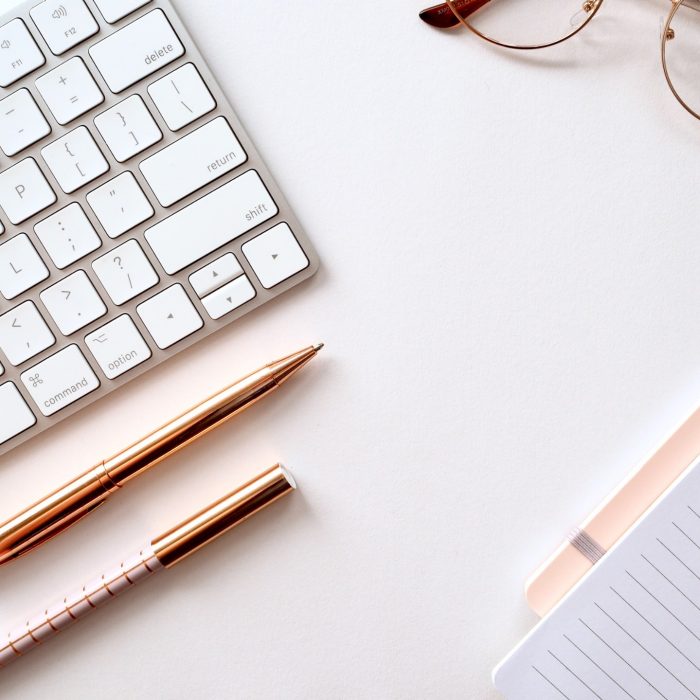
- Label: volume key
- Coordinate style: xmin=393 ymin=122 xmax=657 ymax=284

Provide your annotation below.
xmin=0 ymin=19 xmax=45 ymax=88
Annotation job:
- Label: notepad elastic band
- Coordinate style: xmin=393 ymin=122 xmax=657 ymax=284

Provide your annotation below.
xmin=567 ymin=527 xmax=606 ymax=564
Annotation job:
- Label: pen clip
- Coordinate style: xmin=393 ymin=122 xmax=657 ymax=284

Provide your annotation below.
xmin=5 ymin=499 xmax=108 ymax=564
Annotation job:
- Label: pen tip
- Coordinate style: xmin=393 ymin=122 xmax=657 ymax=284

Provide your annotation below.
xmin=313 ymin=342 xmax=325 ymax=352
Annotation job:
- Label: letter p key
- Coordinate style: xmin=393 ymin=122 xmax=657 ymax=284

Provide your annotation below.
xmin=0 ymin=156 xmax=57 ymax=224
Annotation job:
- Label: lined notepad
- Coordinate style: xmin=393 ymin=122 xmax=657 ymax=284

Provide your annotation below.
xmin=494 ymin=457 xmax=700 ymax=699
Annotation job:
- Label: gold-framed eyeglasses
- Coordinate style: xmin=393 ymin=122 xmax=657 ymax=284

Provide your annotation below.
xmin=419 ymin=0 xmax=700 ymax=121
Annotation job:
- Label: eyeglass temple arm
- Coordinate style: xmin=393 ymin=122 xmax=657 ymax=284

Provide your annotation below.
xmin=419 ymin=0 xmax=492 ymax=29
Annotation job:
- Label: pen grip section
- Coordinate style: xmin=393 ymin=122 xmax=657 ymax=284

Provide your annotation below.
xmin=0 ymin=546 xmax=163 ymax=668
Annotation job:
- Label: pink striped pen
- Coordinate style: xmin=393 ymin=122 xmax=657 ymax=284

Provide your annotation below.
xmin=0 ymin=464 xmax=296 ymax=668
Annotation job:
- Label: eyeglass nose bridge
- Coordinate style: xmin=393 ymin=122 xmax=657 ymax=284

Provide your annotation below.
xmin=569 ymin=0 xmax=602 ymax=32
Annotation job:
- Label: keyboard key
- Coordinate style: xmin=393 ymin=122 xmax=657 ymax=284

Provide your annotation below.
xmin=201 ymin=275 xmax=255 ymax=320
xmin=89 ymin=9 xmax=184 ymax=93
xmin=30 ymin=0 xmax=99 ymax=56
xmin=0 ymin=233 xmax=50 ymax=300
xmin=35 ymin=56 xmax=104 ymax=125
xmin=145 ymin=170 xmax=277 ymax=274
xmin=21 ymin=344 xmax=99 ymax=416
xmin=136 ymin=284 xmax=202 ymax=349
xmin=0 ymin=300 xmax=55 ymax=366
xmin=92 ymin=238 xmax=158 ymax=305
xmin=0 ymin=19 xmax=45 ymax=88
xmin=40 ymin=270 xmax=107 ymax=335
xmin=0 ymin=158 xmax=56 ymax=224
xmin=93 ymin=0 xmax=151 ymax=24
xmin=41 ymin=125 xmax=109 ymax=193
xmin=0 ymin=382 xmax=36 ymax=444
xmin=86 ymin=171 xmax=153 ymax=238
xmin=0 ymin=88 xmax=51 ymax=157
xmin=94 ymin=95 xmax=162 ymax=162
xmin=85 ymin=314 xmax=151 ymax=379
xmin=189 ymin=252 xmax=243 ymax=298
xmin=34 ymin=203 xmax=101 ymax=269
xmin=242 ymin=223 xmax=309 ymax=289
xmin=148 ymin=63 xmax=216 ymax=131
xmin=140 ymin=117 xmax=246 ymax=207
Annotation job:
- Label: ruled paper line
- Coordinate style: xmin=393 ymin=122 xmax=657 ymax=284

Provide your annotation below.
xmin=532 ymin=665 xmax=571 ymax=699
xmin=610 ymin=586 xmax=700 ymax=674
xmin=673 ymin=522 xmax=700 ymax=552
xmin=627 ymin=570 xmax=700 ymax=643
xmin=595 ymin=603 xmax=700 ymax=699
xmin=656 ymin=539 xmax=700 ymax=582
xmin=579 ymin=618 xmax=668 ymax=699
xmin=563 ymin=633 xmax=636 ymax=700
xmin=548 ymin=649 xmax=604 ymax=699
xmin=641 ymin=554 xmax=700 ymax=614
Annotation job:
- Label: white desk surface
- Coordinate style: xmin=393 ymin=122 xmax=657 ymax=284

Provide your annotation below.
xmin=2 ymin=0 xmax=700 ymax=697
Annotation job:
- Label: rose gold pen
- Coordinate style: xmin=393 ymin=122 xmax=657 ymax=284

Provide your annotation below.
xmin=0 ymin=464 xmax=296 ymax=669
xmin=0 ymin=344 xmax=323 ymax=566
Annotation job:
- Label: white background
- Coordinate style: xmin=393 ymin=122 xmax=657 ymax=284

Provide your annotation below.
xmin=1 ymin=0 xmax=700 ymax=697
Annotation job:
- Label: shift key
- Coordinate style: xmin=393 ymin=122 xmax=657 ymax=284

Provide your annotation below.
xmin=89 ymin=10 xmax=184 ymax=93
xmin=145 ymin=170 xmax=278 ymax=274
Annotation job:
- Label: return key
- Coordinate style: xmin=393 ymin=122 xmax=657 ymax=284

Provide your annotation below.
xmin=139 ymin=117 xmax=247 ymax=207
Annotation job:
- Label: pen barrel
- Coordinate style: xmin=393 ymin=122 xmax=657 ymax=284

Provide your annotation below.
xmin=0 ymin=546 xmax=163 ymax=669
xmin=103 ymin=368 xmax=277 ymax=486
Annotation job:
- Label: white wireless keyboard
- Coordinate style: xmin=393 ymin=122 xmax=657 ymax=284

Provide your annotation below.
xmin=0 ymin=0 xmax=319 ymax=457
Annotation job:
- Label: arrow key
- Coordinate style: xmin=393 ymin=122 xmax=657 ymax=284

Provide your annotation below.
xmin=242 ymin=223 xmax=309 ymax=289
xmin=137 ymin=283 xmax=203 ymax=349
xmin=201 ymin=275 xmax=255 ymax=320
xmin=189 ymin=252 xmax=243 ymax=298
